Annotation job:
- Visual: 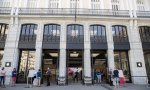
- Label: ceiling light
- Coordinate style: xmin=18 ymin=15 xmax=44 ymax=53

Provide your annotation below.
xmin=92 ymin=53 xmax=99 ymax=57
xmin=70 ymin=53 xmax=79 ymax=57
xmin=49 ymin=53 xmax=58 ymax=57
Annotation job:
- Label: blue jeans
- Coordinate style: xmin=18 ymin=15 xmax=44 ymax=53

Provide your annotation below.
xmin=0 ymin=76 xmax=5 ymax=86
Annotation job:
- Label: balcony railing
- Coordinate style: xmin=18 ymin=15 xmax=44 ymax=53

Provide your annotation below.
xmin=18 ymin=8 xmax=130 ymax=17
xmin=19 ymin=35 xmax=36 ymax=42
xmin=0 ymin=34 xmax=7 ymax=42
xmin=136 ymin=11 xmax=150 ymax=18
xmin=43 ymin=35 xmax=60 ymax=42
xmin=113 ymin=36 xmax=129 ymax=43
xmin=90 ymin=36 xmax=107 ymax=43
xmin=0 ymin=7 xmax=11 ymax=15
xmin=140 ymin=36 xmax=150 ymax=42
xmin=67 ymin=35 xmax=84 ymax=43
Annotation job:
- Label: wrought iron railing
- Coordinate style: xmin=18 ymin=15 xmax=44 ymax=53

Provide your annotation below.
xmin=18 ymin=8 xmax=130 ymax=17
xmin=67 ymin=35 xmax=84 ymax=43
xmin=90 ymin=36 xmax=107 ymax=43
xmin=136 ymin=11 xmax=150 ymax=18
xmin=0 ymin=34 xmax=7 ymax=42
xmin=43 ymin=35 xmax=60 ymax=42
xmin=140 ymin=36 xmax=150 ymax=42
xmin=19 ymin=35 xmax=36 ymax=42
xmin=113 ymin=36 xmax=129 ymax=43
xmin=0 ymin=7 xmax=11 ymax=15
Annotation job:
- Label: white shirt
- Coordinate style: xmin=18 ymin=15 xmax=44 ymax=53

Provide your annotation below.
xmin=0 ymin=69 xmax=6 ymax=76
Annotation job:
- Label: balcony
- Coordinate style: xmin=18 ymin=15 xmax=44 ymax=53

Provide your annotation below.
xmin=19 ymin=35 xmax=36 ymax=42
xmin=18 ymin=8 xmax=130 ymax=17
xmin=43 ymin=35 xmax=60 ymax=42
xmin=0 ymin=7 xmax=11 ymax=15
xmin=136 ymin=11 xmax=150 ymax=18
xmin=113 ymin=36 xmax=129 ymax=43
xmin=0 ymin=34 xmax=7 ymax=42
xmin=67 ymin=35 xmax=84 ymax=43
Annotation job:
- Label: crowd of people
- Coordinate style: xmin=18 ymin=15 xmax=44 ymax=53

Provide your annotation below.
xmin=0 ymin=67 xmax=125 ymax=88
xmin=0 ymin=67 xmax=52 ymax=88
xmin=108 ymin=69 xmax=125 ymax=88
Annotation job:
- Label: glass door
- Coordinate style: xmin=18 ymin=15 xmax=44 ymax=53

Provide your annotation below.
xmin=17 ymin=50 xmax=35 ymax=83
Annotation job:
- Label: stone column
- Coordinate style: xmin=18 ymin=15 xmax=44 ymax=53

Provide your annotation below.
xmin=2 ymin=17 xmax=20 ymax=84
xmin=106 ymin=23 xmax=115 ymax=70
xmin=58 ymin=23 xmax=67 ymax=85
xmin=34 ymin=23 xmax=43 ymax=71
xmin=84 ymin=23 xmax=92 ymax=84
xmin=128 ymin=20 xmax=147 ymax=84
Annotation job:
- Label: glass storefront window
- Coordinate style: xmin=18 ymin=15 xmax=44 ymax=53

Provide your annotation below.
xmin=17 ymin=50 xmax=35 ymax=83
xmin=144 ymin=52 xmax=150 ymax=83
xmin=0 ymin=50 xmax=4 ymax=67
xmin=114 ymin=51 xmax=131 ymax=82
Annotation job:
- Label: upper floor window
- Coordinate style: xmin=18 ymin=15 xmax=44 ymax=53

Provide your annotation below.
xmin=67 ymin=24 xmax=84 ymax=43
xmin=48 ymin=0 xmax=59 ymax=8
xmin=67 ymin=24 xmax=83 ymax=36
xmin=90 ymin=25 xmax=106 ymax=37
xmin=137 ymin=0 xmax=145 ymax=11
xmin=0 ymin=23 xmax=9 ymax=38
xmin=44 ymin=24 xmax=60 ymax=36
xmin=90 ymin=25 xmax=106 ymax=43
xmin=70 ymin=0 xmax=80 ymax=8
xmin=139 ymin=26 xmax=150 ymax=42
xmin=0 ymin=0 xmax=12 ymax=7
xmin=20 ymin=24 xmax=37 ymax=35
xmin=111 ymin=0 xmax=120 ymax=11
xmin=27 ymin=0 xmax=37 ymax=8
xmin=112 ymin=25 xmax=128 ymax=42
xmin=20 ymin=24 xmax=37 ymax=41
xmin=91 ymin=0 xmax=101 ymax=9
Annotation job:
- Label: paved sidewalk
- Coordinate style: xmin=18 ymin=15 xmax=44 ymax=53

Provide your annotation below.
xmin=0 ymin=83 xmax=150 ymax=90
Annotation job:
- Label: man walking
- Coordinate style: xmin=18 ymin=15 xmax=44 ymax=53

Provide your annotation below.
xmin=46 ymin=67 xmax=51 ymax=86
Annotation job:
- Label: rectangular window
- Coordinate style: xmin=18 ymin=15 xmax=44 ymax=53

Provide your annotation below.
xmin=91 ymin=0 xmax=101 ymax=9
xmin=137 ymin=0 xmax=145 ymax=11
xmin=48 ymin=0 xmax=59 ymax=8
xmin=27 ymin=0 xmax=37 ymax=8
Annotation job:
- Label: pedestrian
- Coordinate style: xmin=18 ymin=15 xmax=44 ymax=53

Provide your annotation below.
xmin=96 ymin=71 xmax=102 ymax=83
xmin=46 ymin=67 xmax=51 ymax=86
xmin=113 ymin=69 xmax=119 ymax=88
xmin=0 ymin=67 xmax=6 ymax=88
xmin=0 ymin=67 xmax=1 ymax=87
xmin=108 ymin=69 xmax=113 ymax=86
xmin=73 ymin=69 xmax=79 ymax=83
xmin=93 ymin=69 xmax=97 ymax=84
xmin=119 ymin=70 xmax=125 ymax=86
xmin=12 ymin=68 xmax=17 ymax=87
xmin=36 ymin=69 xmax=42 ymax=87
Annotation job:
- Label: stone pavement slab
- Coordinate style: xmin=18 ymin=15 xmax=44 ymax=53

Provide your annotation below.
xmin=0 ymin=84 xmax=150 ymax=90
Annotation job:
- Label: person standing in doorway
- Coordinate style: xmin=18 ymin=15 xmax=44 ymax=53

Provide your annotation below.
xmin=96 ymin=71 xmax=102 ymax=83
xmin=46 ymin=67 xmax=51 ymax=86
xmin=0 ymin=67 xmax=6 ymax=88
xmin=11 ymin=68 xmax=17 ymax=87
xmin=36 ymin=69 xmax=42 ymax=87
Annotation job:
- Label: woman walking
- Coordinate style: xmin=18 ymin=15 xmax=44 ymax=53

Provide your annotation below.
xmin=36 ymin=69 xmax=42 ymax=87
